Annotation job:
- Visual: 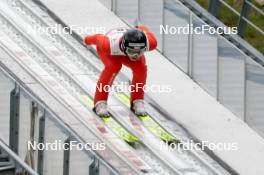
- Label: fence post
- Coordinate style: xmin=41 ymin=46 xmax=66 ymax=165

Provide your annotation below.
xmin=243 ymin=58 xmax=247 ymax=123
xmin=238 ymin=0 xmax=251 ymax=38
xmin=138 ymin=0 xmax=140 ymax=21
xmin=37 ymin=109 xmax=45 ymax=175
xmin=187 ymin=11 xmax=194 ymax=78
xmin=111 ymin=0 xmax=117 ymax=14
xmin=208 ymin=0 xmax=221 ymax=18
xmin=161 ymin=0 xmax=165 ymax=54
xmin=9 ymin=84 xmax=20 ymax=154
xmin=24 ymin=102 xmax=38 ymax=170
xmin=63 ymin=138 xmax=70 ymax=175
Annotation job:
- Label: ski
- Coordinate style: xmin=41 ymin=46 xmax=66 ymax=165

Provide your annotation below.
xmin=115 ymin=92 xmax=180 ymax=144
xmin=135 ymin=113 xmax=179 ymax=144
xmin=80 ymin=95 xmax=138 ymax=144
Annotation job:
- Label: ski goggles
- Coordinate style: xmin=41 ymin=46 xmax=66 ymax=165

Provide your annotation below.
xmin=125 ymin=47 xmax=146 ymax=60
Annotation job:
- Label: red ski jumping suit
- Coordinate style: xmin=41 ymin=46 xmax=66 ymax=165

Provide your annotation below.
xmin=84 ymin=26 xmax=157 ymax=106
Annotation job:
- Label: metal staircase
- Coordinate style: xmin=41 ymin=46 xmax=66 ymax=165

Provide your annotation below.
xmin=0 ymin=148 xmax=15 ymax=175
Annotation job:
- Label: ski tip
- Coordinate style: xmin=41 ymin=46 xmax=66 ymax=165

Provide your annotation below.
xmin=125 ymin=135 xmax=139 ymax=143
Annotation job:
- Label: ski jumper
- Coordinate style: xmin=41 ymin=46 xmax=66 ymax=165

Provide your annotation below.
xmin=84 ymin=26 xmax=157 ymax=106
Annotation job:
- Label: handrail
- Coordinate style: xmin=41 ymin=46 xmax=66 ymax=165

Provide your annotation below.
xmin=246 ymin=0 xmax=264 ymax=16
xmin=181 ymin=0 xmax=264 ymax=65
xmin=216 ymin=0 xmax=264 ymax=35
xmin=219 ymin=0 xmax=264 ymax=36
xmin=217 ymin=0 xmax=241 ymax=16
xmin=204 ymin=0 xmax=264 ymax=54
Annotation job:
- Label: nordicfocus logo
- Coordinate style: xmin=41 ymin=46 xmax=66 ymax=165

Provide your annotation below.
xmin=160 ymin=24 xmax=238 ymax=35
xmin=96 ymin=82 xmax=172 ymax=93
xmin=27 ymin=140 xmax=106 ymax=151
xmin=160 ymin=140 xmax=239 ymax=152
xmin=28 ymin=24 xmax=106 ymax=35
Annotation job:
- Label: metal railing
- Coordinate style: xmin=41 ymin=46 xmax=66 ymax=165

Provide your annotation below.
xmin=0 ymin=49 xmax=118 ymax=175
xmin=208 ymin=0 xmax=264 ymax=38
xmin=208 ymin=0 xmax=264 ymax=54
xmin=99 ymin=0 xmax=264 ymax=137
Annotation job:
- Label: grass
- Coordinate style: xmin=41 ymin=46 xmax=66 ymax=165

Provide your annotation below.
xmin=195 ymin=0 xmax=264 ymax=53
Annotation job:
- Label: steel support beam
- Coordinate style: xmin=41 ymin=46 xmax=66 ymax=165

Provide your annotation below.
xmin=111 ymin=0 xmax=117 ymax=14
xmin=63 ymin=138 xmax=70 ymax=175
xmin=187 ymin=11 xmax=194 ymax=78
xmin=26 ymin=102 xmax=38 ymax=170
xmin=89 ymin=156 xmax=99 ymax=175
xmin=37 ymin=109 xmax=45 ymax=175
xmin=9 ymin=84 xmax=20 ymax=154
